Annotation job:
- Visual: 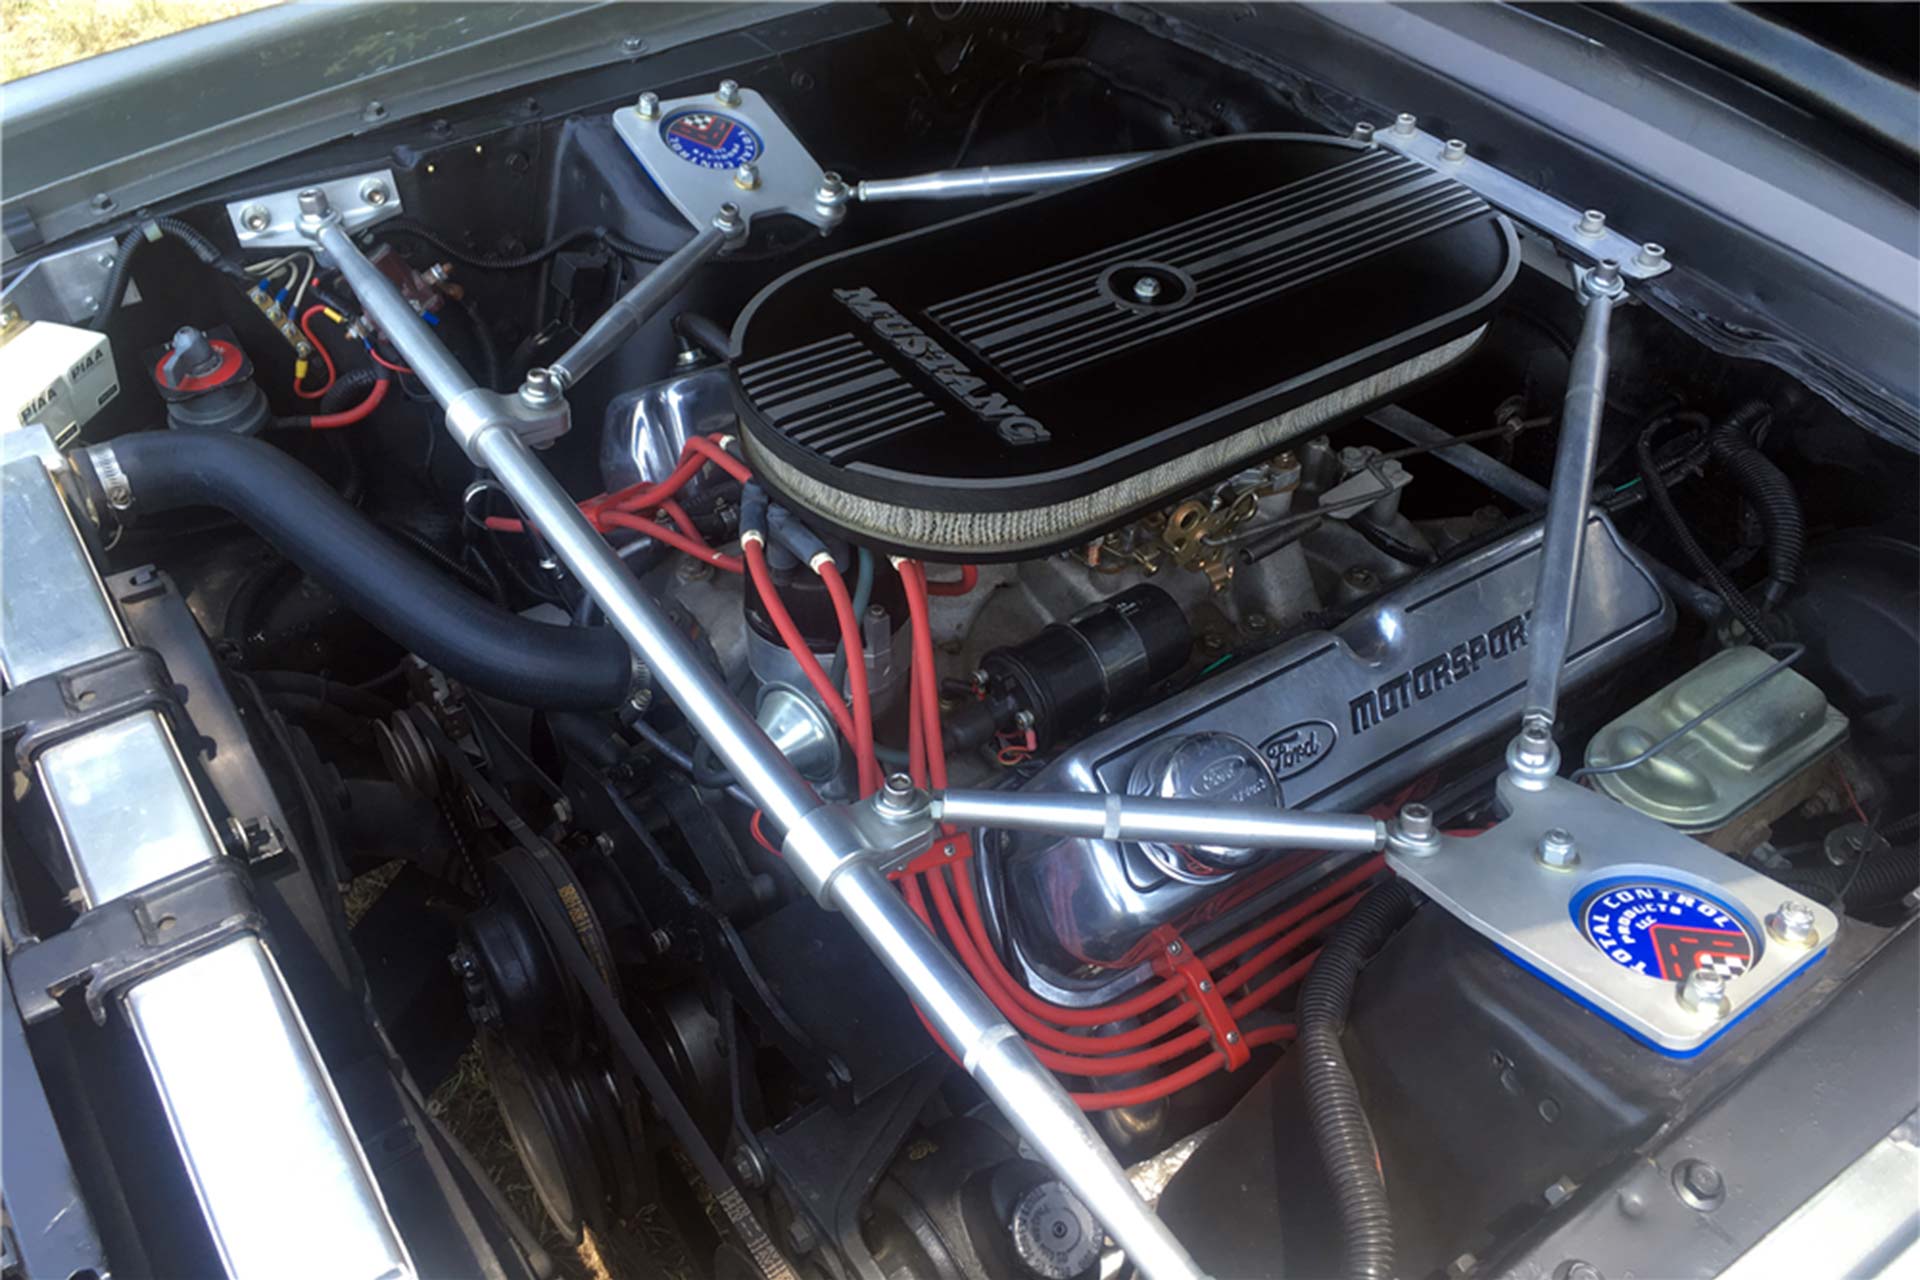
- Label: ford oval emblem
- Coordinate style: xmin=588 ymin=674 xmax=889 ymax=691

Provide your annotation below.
xmin=1259 ymin=719 xmax=1337 ymax=781
xmin=1193 ymin=757 xmax=1244 ymax=796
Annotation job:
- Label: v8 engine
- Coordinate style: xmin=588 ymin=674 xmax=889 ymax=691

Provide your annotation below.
xmin=2 ymin=7 xmax=1914 ymax=1280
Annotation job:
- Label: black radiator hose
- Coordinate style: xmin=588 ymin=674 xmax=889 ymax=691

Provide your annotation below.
xmin=97 ymin=431 xmax=635 ymax=710
xmin=1298 ymin=877 xmax=1418 ymax=1280
xmin=1708 ymin=400 xmax=1805 ymax=610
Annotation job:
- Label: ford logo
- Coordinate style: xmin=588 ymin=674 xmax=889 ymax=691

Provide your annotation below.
xmin=1259 ymin=719 xmax=1337 ymax=781
xmin=1192 ymin=758 xmax=1244 ymax=795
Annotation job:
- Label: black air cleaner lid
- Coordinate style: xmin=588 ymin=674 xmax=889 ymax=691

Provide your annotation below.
xmin=733 ymin=134 xmax=1517 ymax=559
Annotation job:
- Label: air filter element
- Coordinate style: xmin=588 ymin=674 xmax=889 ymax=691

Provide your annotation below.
xmin=733 ymin=134 xmax=1518 ymax=560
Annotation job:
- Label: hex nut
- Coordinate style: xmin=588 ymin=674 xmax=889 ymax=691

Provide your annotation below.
xmin=1671 ymin=1158 xmax=1726 ymax=1212
xmin=1766 ymin=899 xmax=1817 ymax=946
xmin=1677 ymin=968 xmax=1731 ymax=1021
xmin=1537 ymin=827 xmax=1579 ymax=870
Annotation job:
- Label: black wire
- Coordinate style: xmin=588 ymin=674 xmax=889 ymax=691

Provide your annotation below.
xmin=93 ymin=216 xmax=249 ymax=332
xmin=378 ymin=521 xmax=507 ymax=603
xmin=483 ymin=525 xmax=565 ymax=606
xmin=352 ymin=658 xmax=414 ymax=691
xmin=952 ymin=57 xmax=1200 ymax=166
xmin=1635 ymin=410 xmax=1775 ymax=643
xmin=377 ymin=217 xmax=666 ymax=270
xmin=691 ymin=737 xmax=738 ymax=789
xmin=455 ymin=294 xmax=503 ymax=391
xmin=951 ymin=78 xmax=1017 ymax=166
xmin=1349 ymin=516 xmax=1436 ymax=566
xmin=461 ymin=542 xmax=507 ymax=607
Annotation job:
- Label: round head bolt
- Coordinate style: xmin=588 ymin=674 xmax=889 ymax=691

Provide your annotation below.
xmin=873 ymin=773 xmax=929 ymax=823
xmin=239 ymin=203 xmax=271 ymax=232
xmin=1390 ymin=802 xmax=1439 ymax=857
xmin=1518 ymin=723 xmax=1553 ymax=763
xmin=1678 ymin=967 xmax=1732 ymax=1021
xmin=1536 ymin=827 xmax=1579 ymax=870
xmin=1767 ymin=899 xmax=1818 ymax=947
xmin=519 ymin=367 xmax=562 ymax=407
xmin=1506 ymin=720 xmax=1561 ymax=788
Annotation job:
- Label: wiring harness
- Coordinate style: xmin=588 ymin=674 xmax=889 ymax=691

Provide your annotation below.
xmin=492 ymin=432 xmax=1390 ymax=1111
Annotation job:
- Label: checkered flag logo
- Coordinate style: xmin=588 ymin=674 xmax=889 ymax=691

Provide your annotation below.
xmin=1693 ymin=952 xmax=1750 ymax=979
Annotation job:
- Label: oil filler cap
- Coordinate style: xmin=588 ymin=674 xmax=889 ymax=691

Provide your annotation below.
xmin=1127 ymin=731 xmax=1280 ymax=883
xmin=1009 ymin=1179 xmax=1100 ymax=1280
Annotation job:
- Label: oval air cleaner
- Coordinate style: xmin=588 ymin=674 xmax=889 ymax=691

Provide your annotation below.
xmin=733 ymin=134 xmax=1519 ymax=560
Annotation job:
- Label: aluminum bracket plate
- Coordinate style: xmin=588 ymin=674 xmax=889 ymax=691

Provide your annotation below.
xmin=0 ymin=236 xmax=128 ymax=326
xmin=1388 ymin=775 xmax=1836 ymax=1055
xmin=613 ymin=86 xmax=841 ymax=234
xmin=1370 ymin=120 xmax=1670 ymax=280
xmin=225 ymin=169 xmax=402 ymax=251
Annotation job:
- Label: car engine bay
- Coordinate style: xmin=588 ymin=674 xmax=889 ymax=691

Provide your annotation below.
xmin=2 ymin=6 xmax=1916 ymax=1280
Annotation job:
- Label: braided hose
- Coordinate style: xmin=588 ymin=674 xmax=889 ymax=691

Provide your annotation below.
xmin=1298 ymin=878 xmax=1418 ymax=1280
xmin=1708 ymin=400 xmax=1805 ymax=610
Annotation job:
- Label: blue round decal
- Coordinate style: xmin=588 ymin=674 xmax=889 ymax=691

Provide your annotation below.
xmin=1577 ymin=879 xmax=1757 ymax=982
xmin=660 ymin=110 xmax=763 ymax=170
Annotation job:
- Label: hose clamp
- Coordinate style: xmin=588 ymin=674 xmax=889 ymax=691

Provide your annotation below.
xmin=91 ymin=444 xmax=132 ymax=511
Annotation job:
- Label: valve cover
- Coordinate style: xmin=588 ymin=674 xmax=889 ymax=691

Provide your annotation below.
xmin=733 ymin=134 xmax=1518 ymax=559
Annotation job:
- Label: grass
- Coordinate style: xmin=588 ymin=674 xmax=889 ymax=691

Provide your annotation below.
xmin=2 ymin=0 xmax=278 ymax=82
